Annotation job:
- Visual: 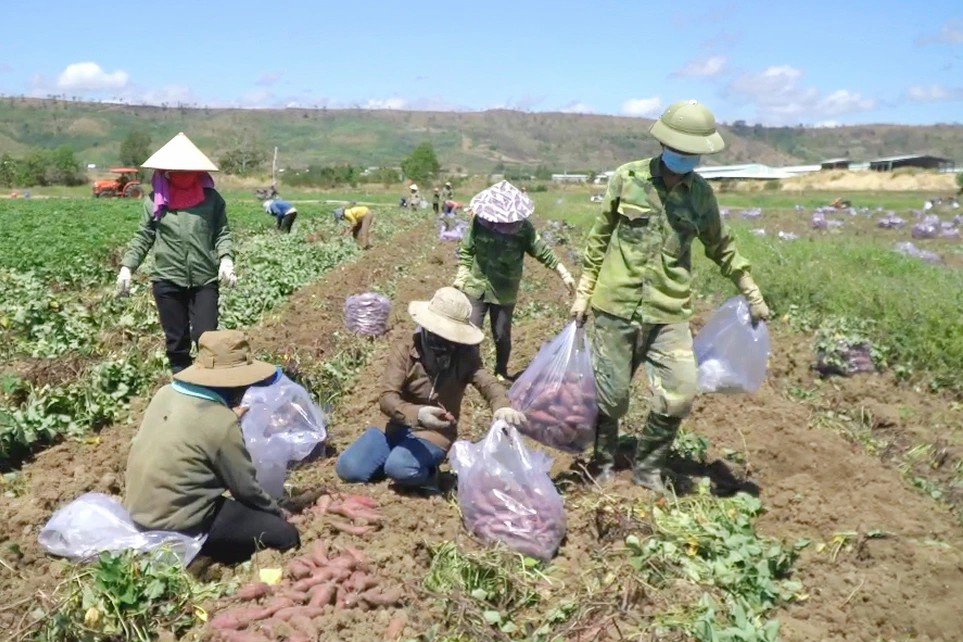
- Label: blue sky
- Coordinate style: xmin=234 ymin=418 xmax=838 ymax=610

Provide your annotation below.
xmin=1 ymin=0 xmax=961 ymax=125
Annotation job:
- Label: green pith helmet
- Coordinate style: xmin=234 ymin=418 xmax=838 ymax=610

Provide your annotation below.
xmin=648 ymin=100 xmax=725 ymax=154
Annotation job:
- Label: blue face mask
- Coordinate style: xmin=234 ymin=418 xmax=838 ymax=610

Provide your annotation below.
xmin=661 ymin=149 xmax=701 ymax=175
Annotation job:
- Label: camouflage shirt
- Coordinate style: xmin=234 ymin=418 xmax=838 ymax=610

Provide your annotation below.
xmin=581 ymin=157 xmax=750 ymax=324
xmin=458 ymin=218 xmax=560 ymax=305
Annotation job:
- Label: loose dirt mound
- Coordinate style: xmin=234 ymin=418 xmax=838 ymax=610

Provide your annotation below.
xmin=781 ymin=170 xmax=957 ymax=192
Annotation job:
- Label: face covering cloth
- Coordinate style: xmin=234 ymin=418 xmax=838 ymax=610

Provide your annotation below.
xmin=661 ymin=149 xmax=701 ymax=175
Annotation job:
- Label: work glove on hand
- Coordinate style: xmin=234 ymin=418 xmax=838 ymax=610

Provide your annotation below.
xmin=218 ymin=258 xmax=238 ymax=288
xmin=452 ymin=266 xmax=471 ymax=291
xmin=570 ymin=274 xmax=595 ymax=327
xmin=494 ymin=407 xmax=528 ymax=428
xmin=555 ymin=263 xmax=576 ymax=293
xmin=116 ymin=266 xmax=132 ymax=297
xmin=417 ymin=406 xmax=453 ymax=430
xmin=737 ymin=272 xmax=771 ymax=325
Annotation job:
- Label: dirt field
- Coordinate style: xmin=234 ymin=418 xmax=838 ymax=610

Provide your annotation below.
xmin=1 ymin=213 xmax=962 ymax=641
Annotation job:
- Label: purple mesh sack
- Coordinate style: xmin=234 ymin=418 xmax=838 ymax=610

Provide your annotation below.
xmin=345 ymin=292 xmax=392 ymax=337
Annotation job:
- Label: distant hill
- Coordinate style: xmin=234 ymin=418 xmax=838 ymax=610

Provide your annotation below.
xmin=0 ymin=97 xmax=960 ymax=174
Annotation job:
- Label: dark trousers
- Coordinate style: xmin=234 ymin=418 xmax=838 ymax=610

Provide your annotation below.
xmin=277 ymin=211 xmax=297 ymax=233
xmin=469 ymin=298 xmax=516 ymax=376
xmin=152 ymin=280 xmax=219 ymax=373
xmin=198 ymin=499 xmax=300 ymax=564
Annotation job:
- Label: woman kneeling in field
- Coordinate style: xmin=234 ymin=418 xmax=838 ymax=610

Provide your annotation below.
xmin=125 ymin=330 xmax=300 ymax=564
xmin=336 ymin=287 xmax=527 ymax=490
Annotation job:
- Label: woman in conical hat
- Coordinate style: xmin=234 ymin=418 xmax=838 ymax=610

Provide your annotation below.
xmin=116 ymin=132 xmax=237 ymax=373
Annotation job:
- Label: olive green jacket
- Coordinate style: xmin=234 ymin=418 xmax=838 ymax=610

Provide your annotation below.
xmin=124 ymin=383 xmax=279 ymax=533
xmin=581 ymin=157 xmax=751 ymax=324
xmin=121 ymin=189 xmax=233 ymax=288
xmin=458 ymin=218 xmax=560 ymax=305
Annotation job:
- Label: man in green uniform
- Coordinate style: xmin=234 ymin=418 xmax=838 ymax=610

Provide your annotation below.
xmin=570 ymin=100 xmax=770 ymax=491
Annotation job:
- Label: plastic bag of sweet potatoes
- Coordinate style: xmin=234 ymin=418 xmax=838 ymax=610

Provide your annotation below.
xmin=508 ymin=322 xmax=597 ymax=453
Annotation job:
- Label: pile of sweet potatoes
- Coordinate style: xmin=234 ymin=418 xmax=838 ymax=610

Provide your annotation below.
xmin=207 ymin=541 xmax=405 ymax=642
xmin=290 ymin=492 xmax=383 ymax=537
xmin=510 ymin=370 xmax=597 ymax=453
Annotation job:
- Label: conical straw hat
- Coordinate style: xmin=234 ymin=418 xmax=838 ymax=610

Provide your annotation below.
xmin=142 ymin=132 xmax=219 ymax=171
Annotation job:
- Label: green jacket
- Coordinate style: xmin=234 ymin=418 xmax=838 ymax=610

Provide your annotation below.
xmin=124 ymin=383 xmax=279 ymax=533
xmin=582 ymin=157 xmax=750 ymax=324
xmin=458 ymin=218 xmax=560 ymax=305
xmin=121 ymin=189 xmax=233 ymax=288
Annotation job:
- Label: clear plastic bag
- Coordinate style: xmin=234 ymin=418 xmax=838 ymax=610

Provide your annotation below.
xmin=894 ymin=241 xmax=941 ymax=264
xmin=449 ymin=421 xmax=566 ymax=561
xmin=508 ymin=322 xmax=597 ymax=453
xmin=811 ymin=212 xmax=828 ymax=230
xmin=694 ymin=296 xmax=770 ymax=394
xmin=344 ymin=292 xmax=392 ymax=337
xmin=241 ymin=373 xmax=328 ymax=497
xmin=38 ymin=492 xmax=205 ymax=565
xmin=438 ymin=221 xmax=468 ymax=242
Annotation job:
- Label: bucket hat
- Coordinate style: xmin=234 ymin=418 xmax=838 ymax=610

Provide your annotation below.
xmin=408 ymin=287 xmax=484 ymax=345
xmin=142 ymin=132 xmax=219 ymax=171
xmin=173 ymin=330 xmax=276 ymax=387
xmin=649 ymin=100 xmax=725 ymax=155
xmin=469 ymin=180 xmax=534 ymax=223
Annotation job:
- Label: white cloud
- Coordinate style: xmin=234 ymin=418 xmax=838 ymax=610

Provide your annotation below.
xmin=917 ymin=19 xmax=963 ymax=46
xmin=727 ymin=65 xmax=876 ymax=124
xmin=56 ymin=62 xmax=129 ymax=92
xmin=558 ymin=101 xmax=594 ymax=114
xmin=364 ymin=97 xmax=408 ymax=110
xmin=673 ymin=55 xmax=727 ymax=78
xmin=621 ymin=96 xmax=663 ymax=118
xmin=907 ymin=84 xmax=962 ymax=102
xmin=256 ymin=72 xmax=282 ymax=87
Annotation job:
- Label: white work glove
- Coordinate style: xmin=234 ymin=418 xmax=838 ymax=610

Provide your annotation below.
xmin=736 ymin=272 xmax=771 ymax=325
xmin=453 ymin=266 xmax=471 ymax=291
xmin=494 ymin=407 xmax=528 ymax=428
xmin=417 ymin=406 xmax=453 ymax=430
xmin=555 ymin=264 xmax=576 ymax=293
xmin=218 ymin=258 xmax=238 ymax=288
xmin=570 ymin=274 xmax=595 ymax=327
xmin=116 ymin=266 xmax=132 ymax=296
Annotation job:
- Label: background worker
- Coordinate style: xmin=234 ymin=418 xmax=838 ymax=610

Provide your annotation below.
xmin=570 ymin=100 xmax=771 ymax=492
xmin=442 ymin=181 xmax=454 ymax=200
xmin=454 ymin=180 xmax=576 ymax=380
xmin=432 ymin=188 xmax=441 ymax=215
xmin=263 ymin=198 xmax=299 ymax=233
xmin=408 ymin=184 xmax=421 ymax=210
xmin=336 ymin=287 xmax=526 ymax=490
xmin=334 ymin=202 xmax=375 ymax=249
xmin=116 ymin=132 xmax=237 ymax=373
xmin=125 ymin=330 xmax=299 ymax=564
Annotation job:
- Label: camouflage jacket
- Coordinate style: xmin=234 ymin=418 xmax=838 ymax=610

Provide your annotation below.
xmin=581 ymin=157 xmax=751 ymax=324
xmin=458 ymin=218 xmax=560 ymax=305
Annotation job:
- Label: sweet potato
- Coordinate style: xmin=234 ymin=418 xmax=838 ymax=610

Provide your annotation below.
xmin=307 ymin=582 xmax=336 ymax=607
xmin=344 ymin=546 xmax=368 ymax=565
xmin=384 ymin=613 xmax=408 ymax=640
xmin=286 ymin=559 xmax=313 ymax=580
xmin=291 ymin=568 xmax=335 ymax=592
xmin=346 ymin=571 xmax=378 ymax=593
xmin=309 ymin=540 xmax=329 ymax=566
xmin=328 ymin=517 xmax=372 ymax=536
xmin=235 ymin=582 xmax=271 ymax=602
xmin=359 ymin=586 xmax=404 ymax=607
xmin=344 ymin=494 xmax=378 ymax=509
xmin=289 ymin=614 xmax=319 ymax=638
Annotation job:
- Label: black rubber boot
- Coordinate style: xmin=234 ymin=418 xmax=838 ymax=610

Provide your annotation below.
xmin=632 ymin=412 xmax=681 ymax=493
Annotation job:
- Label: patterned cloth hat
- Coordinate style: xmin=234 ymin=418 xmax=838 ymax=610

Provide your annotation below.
xmin=468 ymin=180 xmax=534 ymax=223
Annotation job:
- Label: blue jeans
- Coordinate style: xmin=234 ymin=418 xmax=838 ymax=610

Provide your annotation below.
xmin=336 ymin=426 xmax=446 ymax=487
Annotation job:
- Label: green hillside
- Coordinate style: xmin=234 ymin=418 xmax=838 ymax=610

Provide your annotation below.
xmin=0 ymin=97 xmax=961 ymax=173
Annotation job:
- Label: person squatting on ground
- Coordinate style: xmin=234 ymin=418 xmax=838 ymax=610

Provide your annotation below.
xmin=116 ymin=133 xmax=237 ymax=373
xmin=570 ymin=100 xmax=771 ymax=492
xmin=334 ymin=203 xmax=376 ymax=249
xmin=336 ymin=287 xmax=527 ymax=490
xmin=263 ymin=198 xmax=299 ymax=233
xmin=454 ymin=180 xmax=576 ymax=380
xmin=124 ymin=330 xmax=300 ymax=564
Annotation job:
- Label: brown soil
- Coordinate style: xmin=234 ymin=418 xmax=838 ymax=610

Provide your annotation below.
xmin=2 ymin=219 xmax=962 ymax=642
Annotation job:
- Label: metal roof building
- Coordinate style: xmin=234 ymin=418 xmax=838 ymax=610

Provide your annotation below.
xmin=695 ymin=163 xmax=797 ymax=180
xmin=820 ymin=157 xmax=851 ymax=170
xmin=868 ymin=154 xmax=955 ymax=172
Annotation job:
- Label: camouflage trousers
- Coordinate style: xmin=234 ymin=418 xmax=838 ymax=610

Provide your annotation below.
xmin=592 ymin=311 xmax=698 ymax=472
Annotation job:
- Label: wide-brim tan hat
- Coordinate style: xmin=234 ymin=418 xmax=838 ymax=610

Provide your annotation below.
xmin=174 ymin=330 xmax=276 ymax=387
xmin=142 ymin=132 xmax=219 ymax=171
xmin=408 ymin=287 xmax=484 ymax=345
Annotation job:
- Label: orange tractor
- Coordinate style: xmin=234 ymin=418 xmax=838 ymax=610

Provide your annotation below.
xmin=92 ymin=168 xmax=144 ymax=198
